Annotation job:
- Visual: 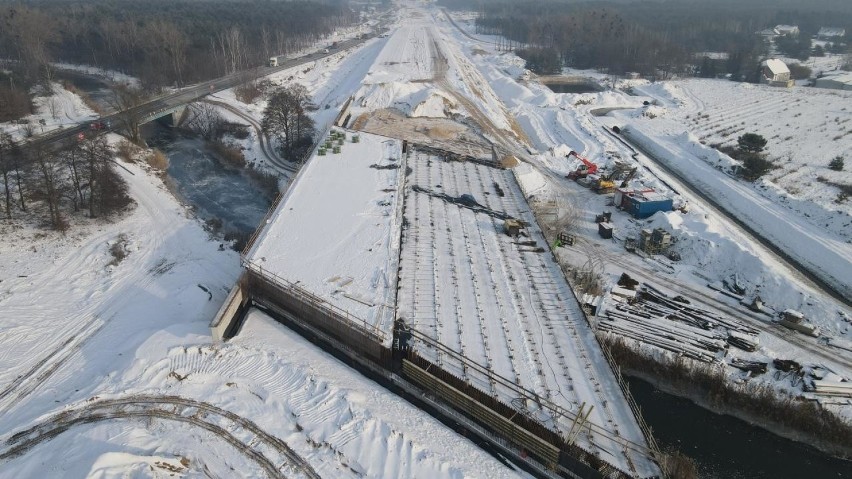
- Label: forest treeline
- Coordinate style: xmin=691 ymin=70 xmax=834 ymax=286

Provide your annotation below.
xmin=439 ymin=0 xmax=852 ymax=79
xmin=0 ymin=0 xmax=357 ymax=120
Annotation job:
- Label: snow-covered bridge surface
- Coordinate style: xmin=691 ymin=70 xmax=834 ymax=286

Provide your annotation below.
xmin=397 ymin=148 xmax=659 ymax=477
xmin=245 ymin=131 xmax=404 ymax=346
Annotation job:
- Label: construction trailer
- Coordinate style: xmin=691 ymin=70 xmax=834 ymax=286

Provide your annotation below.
xmin=598 ymin=222 xmax=614 ymax=239
xmin=624 ymin=192 xmax=673 ymax=219
xmin=613 ymin=187 xmax=654 ymax=209
xmin=638 ymin=228 xmax=673 ymax=255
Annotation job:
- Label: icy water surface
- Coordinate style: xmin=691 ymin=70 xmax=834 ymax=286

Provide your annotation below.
xmin=628 ymin=378 xmax=850 ymax=478
xmin=143 ymin=124 xmax=273 ymax=236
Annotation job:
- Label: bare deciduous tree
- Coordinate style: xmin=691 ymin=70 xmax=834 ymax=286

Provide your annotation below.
xmin=109 ymin=85 xmax=147 ymax=144
xmin=30 ymin=144 xmax=66 ymax=229
xmin=185 ymin=102 xmax=225 ymax=140
xmin=0 ymin=132 xmax=18 ymax=218
xmin=47 ymin=97 xmax=59 ymax=120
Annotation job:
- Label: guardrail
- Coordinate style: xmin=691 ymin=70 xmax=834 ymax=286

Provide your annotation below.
xmin=245 ymin=261 xmax=387 ymax=345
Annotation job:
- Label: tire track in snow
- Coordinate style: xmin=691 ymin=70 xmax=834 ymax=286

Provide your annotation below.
xmin=0 ymin=395 xmax=320 ymax=479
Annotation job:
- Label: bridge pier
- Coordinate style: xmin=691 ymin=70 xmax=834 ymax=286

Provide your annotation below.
xmin=153 ymin=105 xmax=189 ymax=128
xmin=140 ymin=104 xmax=190 ymax=129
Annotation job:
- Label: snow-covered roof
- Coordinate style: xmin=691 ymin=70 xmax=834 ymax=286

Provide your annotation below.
xmin=775 ymin=24 xmax=799 ymax=34
xmin=757 ymin=28 xmax=779 ymax=36
xmin=818 ymin=71 xmax=852 ymax=85
xmin=397 ymin=148 xmax=659 ymax=476
xmin=694 ymin=51 xmax=730 ymax=60
xmin=636 ymin=192 xmax=669 ymax=202
xmin=763 ymin=59 xmax=790 ymax=75
xmin=818 ymin=27 xmax=846 ymax=37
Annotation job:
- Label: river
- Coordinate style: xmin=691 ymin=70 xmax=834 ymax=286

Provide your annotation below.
xmin=628 ymin=377 xmax=850 ymax=478
xmin=142 ymin=123 xmax=274 ymax=238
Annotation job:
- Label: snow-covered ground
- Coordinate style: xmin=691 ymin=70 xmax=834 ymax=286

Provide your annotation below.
xmin=52 ymin=62 xmax=141 ymax=88
xmin=1 ymin=308 xmax=522 ymax=478
xmin=628 ymin=79 xmax=852 ymax=231
xmin=0 ymin=81 xmax=98 ymax=141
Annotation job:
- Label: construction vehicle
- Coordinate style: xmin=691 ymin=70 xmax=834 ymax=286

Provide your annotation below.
xmin=566 ymin=150 xmax=598 ymax=180
xmin=594 ymin=175 xmax=617 ymax=194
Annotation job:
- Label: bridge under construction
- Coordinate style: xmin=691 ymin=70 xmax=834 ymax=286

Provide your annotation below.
xmin=212 ymin=129 xmax=666 ymax=479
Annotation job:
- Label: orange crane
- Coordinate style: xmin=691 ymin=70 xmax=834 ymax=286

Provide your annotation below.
xmin=566 ymin=150 xmax=598 ymax=180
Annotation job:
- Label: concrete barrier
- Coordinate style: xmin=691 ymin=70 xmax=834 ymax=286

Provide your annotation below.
xmin=210 ymin=279 xmax=247 ymax=341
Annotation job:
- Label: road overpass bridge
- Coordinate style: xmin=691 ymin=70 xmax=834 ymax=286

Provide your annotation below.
xmin=21 ymin=24 xmax=388 ymax=150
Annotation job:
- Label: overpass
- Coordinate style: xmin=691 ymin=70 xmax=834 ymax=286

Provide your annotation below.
xmin=24 ymin=24 xmax=389 ymax=150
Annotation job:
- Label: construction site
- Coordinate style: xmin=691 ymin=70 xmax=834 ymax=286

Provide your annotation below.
xmin=212 ymin=3 xmax=852 ymax=478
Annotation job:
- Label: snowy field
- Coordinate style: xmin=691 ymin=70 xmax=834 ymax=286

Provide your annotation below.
xmin=630 ymin=79 xmax=852 ymax=231
xmin=1 ymin=306 xmax=523 ymax=478
xmin=397 ymin=149 xmax=659 ymax=477
xmin=246 ymin=131 xmax=404 ymax=345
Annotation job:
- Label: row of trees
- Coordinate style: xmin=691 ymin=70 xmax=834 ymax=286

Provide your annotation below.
xmin=0 ymin=0 xmax=358 ymax=91
xmin=439 ymin=0 xmax=851 ymax=80
xmin=0 ymin=132 xmax=131 ymax=229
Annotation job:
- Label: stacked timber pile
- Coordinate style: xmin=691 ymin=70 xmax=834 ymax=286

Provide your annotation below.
xmin=598 ymin=283 xmax=760 ymax=362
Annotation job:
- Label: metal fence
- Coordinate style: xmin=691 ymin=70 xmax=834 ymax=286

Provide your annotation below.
xmin=245 ymin=263 xmax=388 ymax=361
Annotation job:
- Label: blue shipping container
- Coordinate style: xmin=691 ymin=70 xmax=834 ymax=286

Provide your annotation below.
xmin=627 ymin=197 xmax=673 ymax=219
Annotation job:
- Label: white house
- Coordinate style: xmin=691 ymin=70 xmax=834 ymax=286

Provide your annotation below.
xmin=817 ymin=27 xmax=846 ymax=39
xmin=761 ymin=59 xmax=793 ymax=87
xmin=775 ymin=25 xmax=800 ymax=36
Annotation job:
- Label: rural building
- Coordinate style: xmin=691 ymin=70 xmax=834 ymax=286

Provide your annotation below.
xmin=761 ymin=59 xmax=794 ymax=87
xmin=775 ymin=24 xmax=800 ymax=36
xmin=817 ymin=27 xmax=846 ymax=39
xmin=814 ymin=72 xmax=852 ymax=91
xmin=757 ymin=28 xmax=779 ymax=37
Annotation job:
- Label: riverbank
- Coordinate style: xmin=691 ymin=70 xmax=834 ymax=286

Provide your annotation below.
xmin=602 ymin=335 xmax=852 ymax=462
